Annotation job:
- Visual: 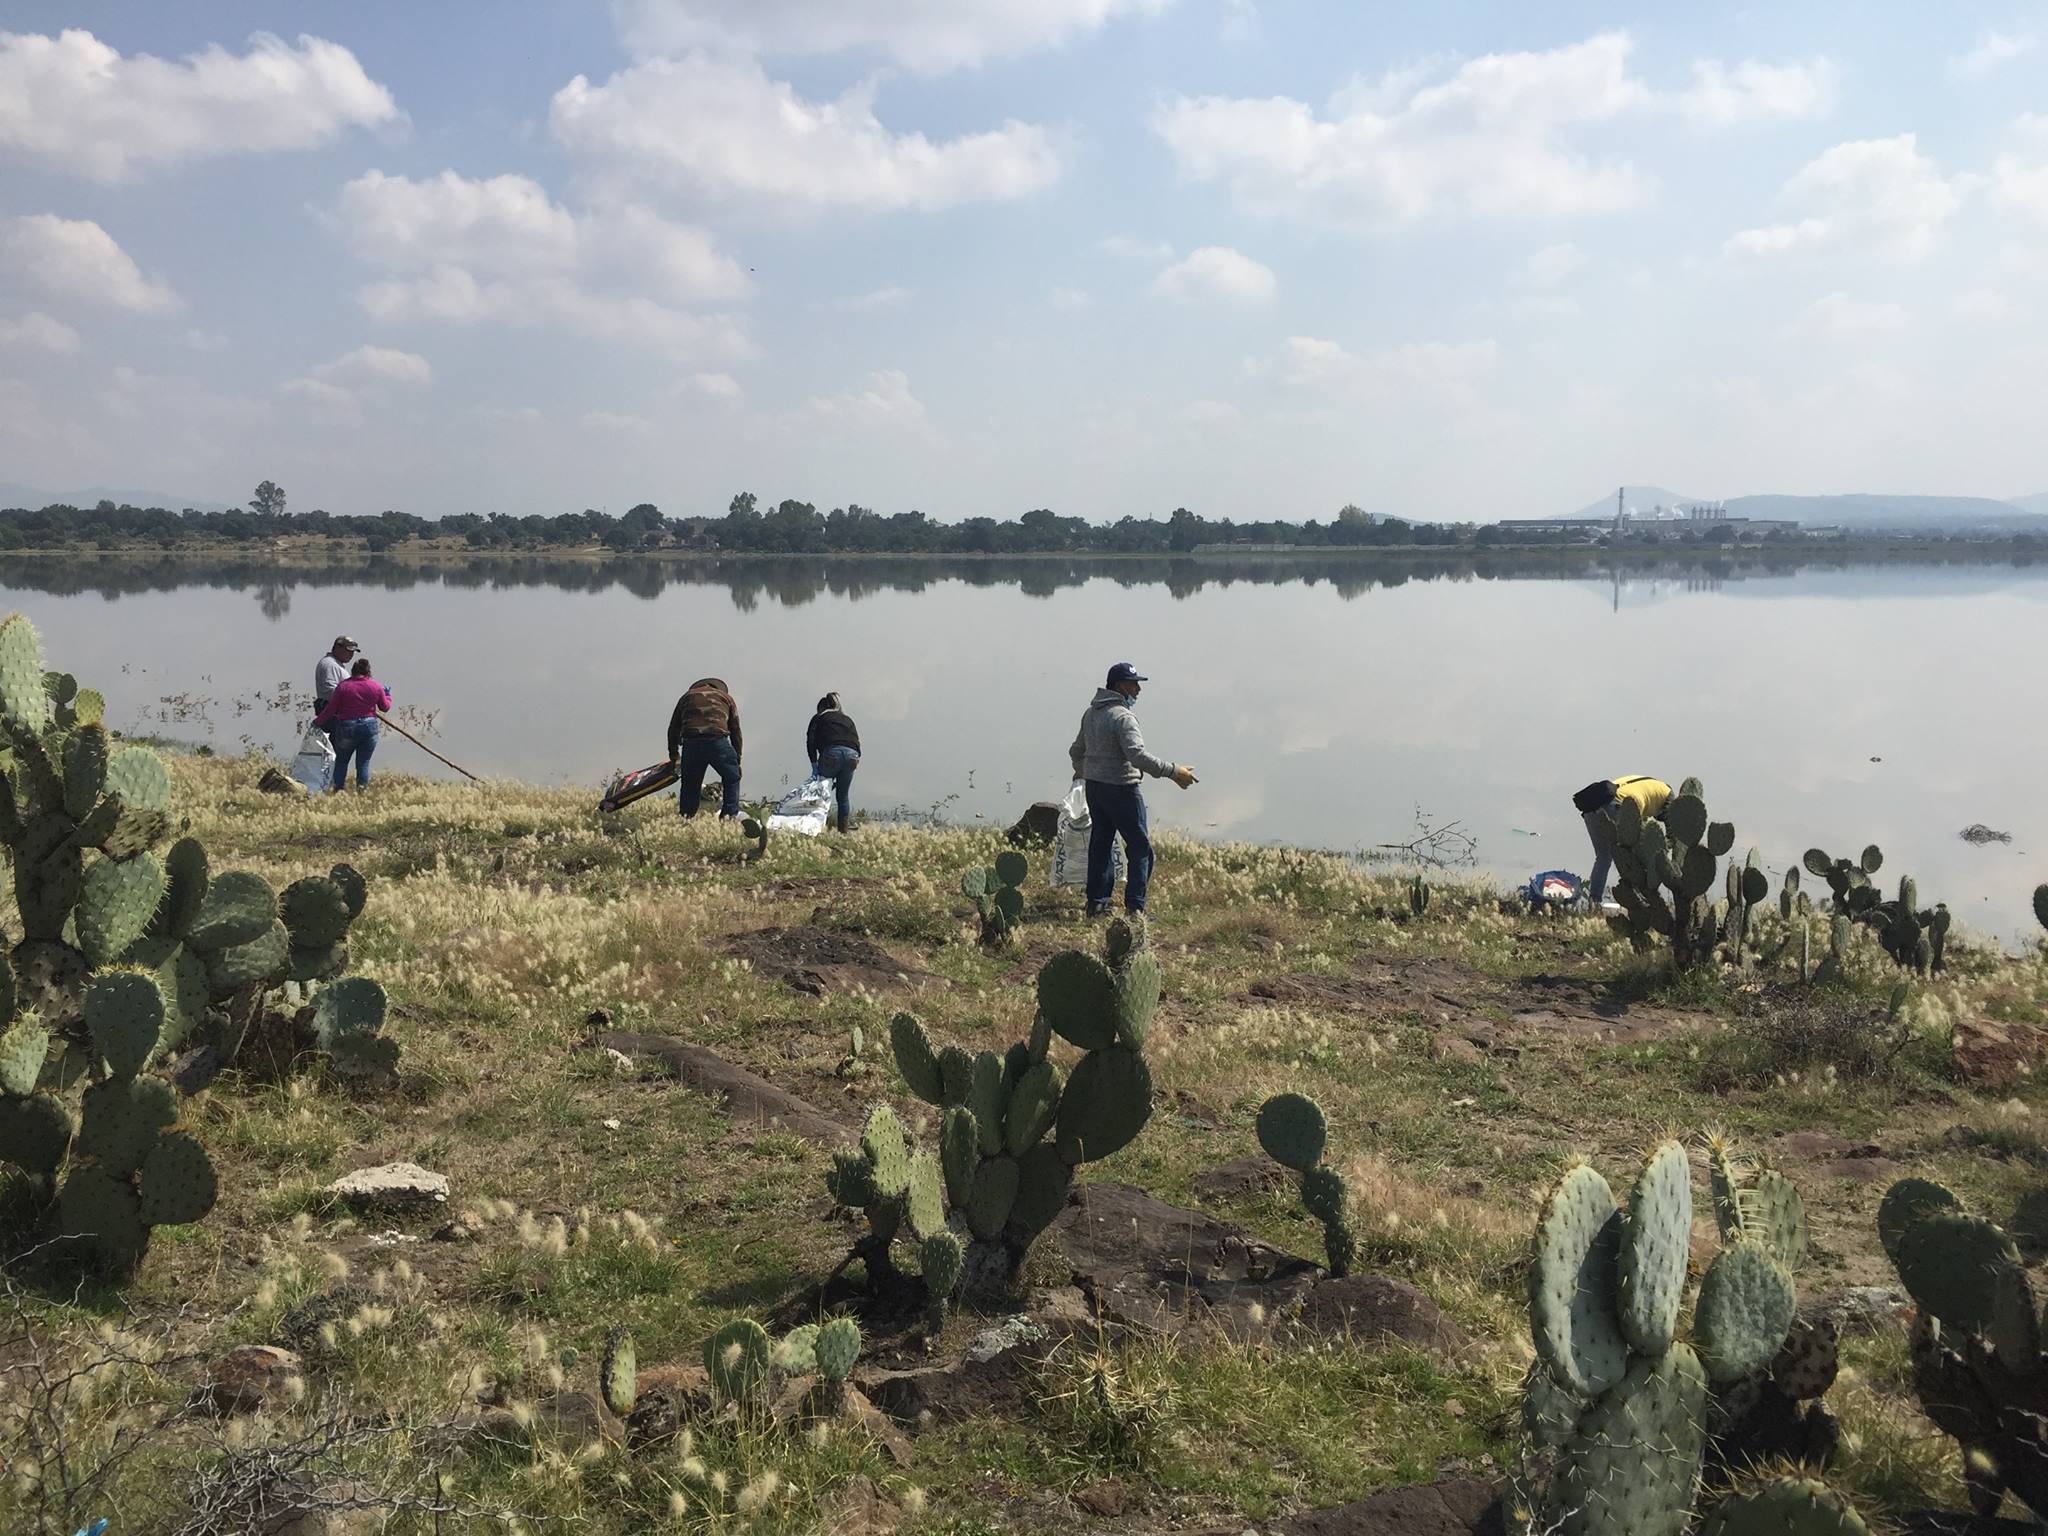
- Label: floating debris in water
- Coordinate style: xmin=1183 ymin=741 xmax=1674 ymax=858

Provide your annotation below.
xmin=1959 ymin=824 xmax=2012 ymax=845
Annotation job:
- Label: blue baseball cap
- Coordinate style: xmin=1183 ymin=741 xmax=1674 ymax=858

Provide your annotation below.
xmin=1106 ymin=662 xmax=1148 ymax=685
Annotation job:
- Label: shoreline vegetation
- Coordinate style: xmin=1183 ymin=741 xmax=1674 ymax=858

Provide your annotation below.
xmin=5 ymin=723 xmax=2048 ymax=1530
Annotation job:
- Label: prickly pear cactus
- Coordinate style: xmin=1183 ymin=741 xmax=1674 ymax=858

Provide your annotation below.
xmin=854 ymin=915 xmax=1158 ymax=1309
xmin=1256 ymin=1091 xmax=1354 ymax=1276
xmin=600 ymin=1326 xmax=637 ymax=1417
xmin=963 ymin=849 xmax=1030 ymax=946
xmin=1879 ymin=1177 xmax=2048 ymax=1519
xmin=1805 ymin=845 xmax=1948 ymax=975
xmin=1518 ymin=1138 xmax=1828 ymax=1535
xmin=0 ymin=613 xmax=396 ymax=1277
xmin=1699 ymin=1475 xmax=1872 ymax=1534
xmin=814 ymin=1315 xmax=861 ymax=1411
xmin=2035 ymin=883 xmax=2048 ymax=933
xmin=1408 ymin=874 xmax=1430 ymax=918
xmin=1604 ymin=780 xmax=1737 ymax=971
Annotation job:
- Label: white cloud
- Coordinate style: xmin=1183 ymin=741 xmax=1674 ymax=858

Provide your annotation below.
xmin=580 ymin=410 xmax=653 ymax=434
xmin=1048 ymin=286 xmax=1091 ymax=309
xmin=1154 ymin=33 xmax=1656 ymax=223
xmin=1725 ymin=135 xmax=1963 ymax=260
xmin=611 ymin=0 xmax=1171 ymax=74
xmin=0 ymin=214 xmax=179 ymax=311
xmin=1100 ymin=236 xmax=1175 ymax=261
xmin=1150 ymin=246 xmax=1276 ymax=305
xmin=337 ymin=170 xmax=750 ymax=360
xmin=551 ymin=54 xmax=1060 ymax=212
xmin=0 ymin=28 xmax=399 ymax=182
xmin=836 ymin=286 xmax=914 ymax=311
xmin=1954 ymin=288 xmax=2015 ymax=322
xmin=317 ymin=345 xmax=433 ymax=386
xmin=1800 ymin=292 xmax=1908 ymax=337
xmin=682 ymin=372 xmax=743 ymax=401
xmin=0 ymin=311 xmax=79 ymax=354
xmin=1673 ymin=58 xmax=1836 ymax=125
xmin=1950 ymin=30 xmax=2036 ymax=79
xmin=803 ymin=369 xmax=930 ymax=430
xmin=1991 ymin=114 xmax=2048 ymax=225
xmin=1180 ymin=399 xmax=1242 ymax=425
xmin=281 ymin=375 xmax=361 ymax=420
xmin=1524 ymin=241 xmax=1586 ymax=286
xmin=1249 ymin=335 xmax=1497 ymax=396
xmin=185 ymin=328 xmax=228 ymax=351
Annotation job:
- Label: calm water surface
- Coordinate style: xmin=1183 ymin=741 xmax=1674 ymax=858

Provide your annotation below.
xmin=5 ymin=552 xmax=2043 ymax=943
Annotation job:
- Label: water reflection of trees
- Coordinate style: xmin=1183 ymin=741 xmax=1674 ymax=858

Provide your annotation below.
xmin=2 ymin=548 xmax=2039 ymax=610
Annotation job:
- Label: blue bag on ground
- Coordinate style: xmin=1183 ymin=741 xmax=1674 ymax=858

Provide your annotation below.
xmin=1524 ymin=869 xmax=1583 ymax=910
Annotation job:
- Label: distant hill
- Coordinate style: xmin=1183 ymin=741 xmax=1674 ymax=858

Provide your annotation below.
xmin=1566 ymin=487 xmax=2046 ymax=531
xmin=0 ymin=481 xmax=233 ymax=514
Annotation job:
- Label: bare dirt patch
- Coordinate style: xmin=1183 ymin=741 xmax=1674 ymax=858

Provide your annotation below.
xmin=721 ymin=925 xmax=935 ymax=995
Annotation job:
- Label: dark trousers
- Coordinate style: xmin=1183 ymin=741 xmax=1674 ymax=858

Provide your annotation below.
xmin=1084 ymin=779 xmax=1152 ymax=912
xmin=814 ymin=745 xmax=859 ymax=832
xmin=677 ymin=736 xmax=741 ymax=818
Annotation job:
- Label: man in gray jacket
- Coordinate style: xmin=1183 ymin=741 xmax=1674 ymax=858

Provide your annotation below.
xmin=1069 ymin=662 xmax=1198 ymax=917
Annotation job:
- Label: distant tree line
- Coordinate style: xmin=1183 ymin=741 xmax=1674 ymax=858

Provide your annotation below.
xmin=2 ymin=483 xmax=1478 ymax=554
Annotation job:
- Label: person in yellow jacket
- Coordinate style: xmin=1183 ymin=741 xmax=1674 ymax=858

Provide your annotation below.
xmin=1571 ymin=775 xmax=1671 ymax=902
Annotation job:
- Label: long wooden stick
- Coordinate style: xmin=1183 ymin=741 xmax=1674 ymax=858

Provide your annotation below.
xmin=375 ymin=713 xmax=482 ymax=783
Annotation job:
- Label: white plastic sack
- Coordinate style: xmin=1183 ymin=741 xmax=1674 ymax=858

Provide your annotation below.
xmin=765 ymin=775 xmax=834 ymax=838
xmin=288 ymin=725 xmax=334 ymax=795
xmin=1050 ymin=782 xmax=1122 ymax=888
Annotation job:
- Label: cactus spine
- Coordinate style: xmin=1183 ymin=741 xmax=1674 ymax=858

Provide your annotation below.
xmin=1256 ymin=1092 xmax=1354 ymax=1275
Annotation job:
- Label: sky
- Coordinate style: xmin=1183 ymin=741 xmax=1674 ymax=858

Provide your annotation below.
xmin=1 ymin=2 xmax=2044 ymax=524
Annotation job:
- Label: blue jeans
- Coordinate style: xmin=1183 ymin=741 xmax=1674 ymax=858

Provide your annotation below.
xmin=329 ymin=717 xmax=378 ymax=791
xmin=813 ymin=745 xmax=859 ymax=832
xmin=677 ymin=736 xmax=741 ymax=818
xmin=1084 ymin=779 xmax=1152 ymax=913
xmin=1584 ymin=808 xmax=1615 ymax=901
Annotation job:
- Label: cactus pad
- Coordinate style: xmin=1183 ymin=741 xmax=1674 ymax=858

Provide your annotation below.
xmin=890 ymin=1012 xmax=943 ymax=1103
xmin=960 ymin=867 xmax=990 ymax=900
xmin=772 ymin=1323 xmax=819 ymax=1376
xmin=280 ymin=876 xmax=352 ymax=948
xmin=938 ymin=1043 xmax=974 ymax=1106
xmin=63 ymin=724 xmax=108 ymax=821
xmin=922 ymin=1230 xmax=964 ymax=1300
xmin=1037 ymin=950 xmax=1119 ymax=1049
xmin=104 ymin=745 xmax=171 ymax=815
xmin=0 ymin=612 xmax=52 ymax=730
xmin=967 ymin=1154 xmax=1019 ymax=1240
xmin=203 ymin=919 xmax=290 ymax=995
xmin=0 ymin=1091 xmax=71 ymax=1177
xmin=1011 ymin=1142 xmax=1074 ymax=1239
xmin=1741 ymin=864 xmax=1770 ymax=906
xmin=1055 ymin=1045 xmax=1153 ymax=1165
xmin=1664 ymin=794 xmax=1708 ymax=848
xmin=1705 ymin=821 xmax=1735 ymax=858
xmin=312 ymin=976 xmax=386 ymax=1045
xmin=72 ymin=687 xmax=104 ymax=725
xmin=57 ymin=1167 xmax=148 ymax=1273
xmin=906 ymin=1150 xmax=946 ymax=1241
xmin=1105 ymin=913 xmax=1146 ymax=962
xmin=1110 ymin=950 xmax=1160 ymax=1049
xmin=703 ymin=1318 xmax=772 ymax=1402
xmin=1521 ymin=1359 xmax=1586 ymax=1451
xmin=1004 ymin=1057 xmax=1061 ymax=1157
xmin=2035 ymin=883 xmax=2048 ymax=931
xmin=815 ymin=1317 xmax=861 ymax=1383
xmin=940 ymin=1106 xmax=979 ymax=1208
xmin=329 ymin=862 xmax=368 ymax=918
xmin=600 ymin=1327 xmax=637 ymax=1417
xmin=1301 ymin=1164 xmax=1347 ymax=1227
xmin=154 ymin=837 xmax=209 ymax=939
xmin=861 ymin=1105 xmax=910 ymax=1199
xmin=1698 ymin=1476 xmax=1872 ymax=1535
xmin=137 ymin=1131 xmax=217 ymax=1226
xmin=1529 ymin=1165 xmax=1627 ymax=1397
xmin=1694 ymin=1240 xmax=1797 ymax=1382
xmin=967 ymin=1050 xmax=1008 ymax=1156
xmin=0 ymin=1021 xmax=49 ymax=1096
xmin=1617 ymin=1140 xmax=1692 ymax=1353
xmin=826 ymin=1150 xmax=877 ymax=1209
xmin=1558 ymin=1342 xmax=1708 ymax=1536
xmin=76 ymin=1073 xmax=177 ymax=1176
xmin=1894 ymin=1211 xmax=2024 ymax=1336
xmin=77 ymin=851 xmax=167 ymax=966
xmin=1256 ymin=1093 xmax=1329 ymax=1172
xmin=1877 ymin=1176 xmax=1960 ymax=1261
xmin=84 ymin=970 xmax=165 ymax=1076
xmin=994 ymin=850 xmax=1028 ymax=887
xmin=1743 ymin=1169 xmax=1808 ymax=1273
xmin=186 ymin=870 xmax=279 ymax=951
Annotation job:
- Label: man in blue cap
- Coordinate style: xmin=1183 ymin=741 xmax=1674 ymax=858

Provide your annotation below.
xmin=1068 ymin=662 xmax=1198 ymax=917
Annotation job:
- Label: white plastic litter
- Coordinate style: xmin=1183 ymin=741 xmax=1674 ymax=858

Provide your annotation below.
xmin=288 ymin=725 xmax=334 ymax=795
xmin=765 ymin=775 xmax=833 ymax=838
xmin=1050 ymin=782 xmax=1122 ymax=888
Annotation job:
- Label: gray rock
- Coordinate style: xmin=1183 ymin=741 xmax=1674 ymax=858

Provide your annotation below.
xmin=967 ymin=1315 xmax=1047 ymax=1364
xmin=1801 ymin=1285 xmax=1908 ymax=1336
xmin=324 ymin=1162 xmax=449 ymax=1212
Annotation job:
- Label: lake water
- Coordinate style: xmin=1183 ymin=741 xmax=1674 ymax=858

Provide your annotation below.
xmin=5 ymin=549 xmax=2044 ymax=943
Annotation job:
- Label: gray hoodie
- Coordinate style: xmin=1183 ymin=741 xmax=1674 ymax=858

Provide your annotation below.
xmin=1070 ymin=689 xmax=1174 ymax=785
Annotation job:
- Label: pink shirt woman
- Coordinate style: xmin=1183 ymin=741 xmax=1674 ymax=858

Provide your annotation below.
xmin=315 ymin=659 xmax=391 ymax=791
